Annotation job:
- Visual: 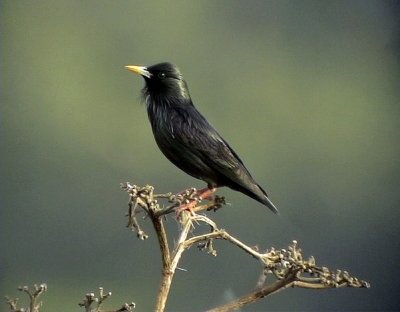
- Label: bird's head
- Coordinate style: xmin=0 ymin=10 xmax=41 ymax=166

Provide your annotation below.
xmin=125 ymin=62 xmax=191 ymax=102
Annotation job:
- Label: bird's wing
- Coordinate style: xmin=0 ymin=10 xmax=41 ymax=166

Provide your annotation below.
xmin=176 ymin=107 xmax=260 ymax=193
xmin=203 ymin=133 xmax=259 ymax=189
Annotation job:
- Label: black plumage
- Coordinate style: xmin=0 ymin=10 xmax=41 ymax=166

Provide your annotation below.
xmin=126 ymin=62 xmax=278 ymax=213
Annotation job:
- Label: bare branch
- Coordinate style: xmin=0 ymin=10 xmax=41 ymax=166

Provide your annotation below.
xmin=120 ymin=183 xmax=369 ymax=312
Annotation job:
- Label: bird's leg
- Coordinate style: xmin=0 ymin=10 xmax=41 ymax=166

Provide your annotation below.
xmin=175 ymin=187 xmax=217 ymax=217
xmin=176 ymin=200 xmax=198 ymax=217
xmin=196 ymin=187 xmax=216 ymax=201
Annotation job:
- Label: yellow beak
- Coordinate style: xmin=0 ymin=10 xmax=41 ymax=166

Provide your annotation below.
xmin=125 ymin=65 xmax=152 ymax=78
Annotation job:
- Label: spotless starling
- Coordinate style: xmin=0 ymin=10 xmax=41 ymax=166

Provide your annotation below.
xmin=125 ymin=62 xmax=278 ymax=214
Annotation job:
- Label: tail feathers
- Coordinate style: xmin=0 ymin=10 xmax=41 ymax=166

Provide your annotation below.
xmin=231 ymin=181 xmax=279 ymax=214
xmin=255 ymin=185 xmax=279 ymax=214
xmin=259 ymin=194 xmax=279 ymax=214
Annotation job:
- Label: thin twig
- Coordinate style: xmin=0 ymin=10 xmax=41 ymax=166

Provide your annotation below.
xmin=207 ymin=272 xmax=298 ymax=312
xmin=78 ymin=286 xmax=135 ymax=312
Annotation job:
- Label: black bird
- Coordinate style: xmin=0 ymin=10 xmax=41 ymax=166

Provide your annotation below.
xmin=125 ymin=62 xmax=278 ymax=214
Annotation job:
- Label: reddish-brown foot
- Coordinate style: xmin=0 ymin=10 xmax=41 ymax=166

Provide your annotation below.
xmin=196 ymin=187 xmax=216 ymax=201
xmin=176 ymin=200 xmax=198 ymax=217
xmin=176 ymin=187 xmax=217 ymax=217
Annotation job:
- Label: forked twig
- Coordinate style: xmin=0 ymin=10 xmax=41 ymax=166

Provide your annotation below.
xmin=5 ymin=284 xmax=47 ymax=312
xmin=78 ymin=287 xmax=135 ymax=312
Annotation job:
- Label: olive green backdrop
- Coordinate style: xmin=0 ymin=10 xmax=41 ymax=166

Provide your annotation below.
xmin=1 ymin=1 xmax=399 ymax=311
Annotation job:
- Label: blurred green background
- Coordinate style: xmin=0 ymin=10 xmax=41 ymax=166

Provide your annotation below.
xmin=1 ymin=1 xmax=399 ymax=311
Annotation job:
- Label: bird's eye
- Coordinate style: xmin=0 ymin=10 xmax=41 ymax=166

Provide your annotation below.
xmin=158 ymin=72 xmax=166 ymax=79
